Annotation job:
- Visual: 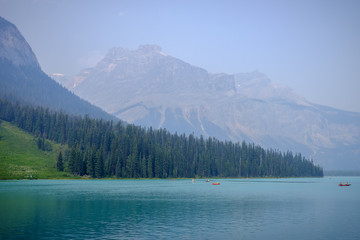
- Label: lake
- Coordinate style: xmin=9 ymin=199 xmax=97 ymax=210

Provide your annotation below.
xmin=0 ymin=177 xmax=359 ymax=240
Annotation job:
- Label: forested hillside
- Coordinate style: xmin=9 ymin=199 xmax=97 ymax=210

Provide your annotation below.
xmin=0 ymin=99 xmax=323 ymax=178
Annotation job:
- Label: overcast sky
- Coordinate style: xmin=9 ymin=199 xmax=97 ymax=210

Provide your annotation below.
xmin=1 ymin=0 xmax=359 ymax=112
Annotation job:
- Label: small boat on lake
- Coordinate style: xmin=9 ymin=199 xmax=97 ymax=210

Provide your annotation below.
xmin=205 ymin=180 xmax=210 ymax=182
xmin=339 ymin=182 xmax=351 ymax=186
xmin=212 ymin=182 xmax=220 ymax=185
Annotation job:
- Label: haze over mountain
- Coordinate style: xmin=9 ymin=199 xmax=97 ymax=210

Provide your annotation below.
xmin=56 ymin=45 xmax=360 ymax=171
xmin=0 ymin=16 xmax=116 ymax=121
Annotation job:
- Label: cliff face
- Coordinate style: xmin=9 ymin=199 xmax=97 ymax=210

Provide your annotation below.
xmin=0 ymin=16 xmax=40 ymax=68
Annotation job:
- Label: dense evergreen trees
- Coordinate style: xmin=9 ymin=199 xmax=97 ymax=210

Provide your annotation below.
xmin=57 ymin=151 xmax=64 ymax=172
xmin=0 ymin=99 xmax=323 ymax=178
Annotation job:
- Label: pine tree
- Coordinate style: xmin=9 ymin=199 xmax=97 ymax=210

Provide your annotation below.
xmin=115 ymin=158 xmax=121 ymax=177
xmin=68 ymin=144 xmax=76 ymax=174
xmin=86 ymin=148 xmax=96 ymax=178
xmin=57 ymin=151 xmax=64 ymax=171
xmin=37 ymin=137 xmax=43 ymax=150
xmin=95 ymin=148 xmax=104 ymax=178
xmin=68 ymin=142 xmax=82 ymax=175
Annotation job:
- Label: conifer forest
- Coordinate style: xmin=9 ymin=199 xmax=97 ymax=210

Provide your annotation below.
xmin=0 ymin=99 xmax=323 ymax=178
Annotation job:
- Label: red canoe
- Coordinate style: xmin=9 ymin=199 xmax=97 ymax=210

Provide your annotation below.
xmin=212 ymin=182 xmax=220 ymax=185
xmin=339 ymin=183 xmax=351 ymax=186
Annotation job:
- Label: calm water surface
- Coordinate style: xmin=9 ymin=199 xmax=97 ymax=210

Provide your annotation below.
xmin=0 ymin=177 xmax=359 ymax=240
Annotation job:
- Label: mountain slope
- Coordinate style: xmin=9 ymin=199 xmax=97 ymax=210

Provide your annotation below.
xmin=0 ymin=16 xmax=39 ymax=67
xmin=0 ymin=16 xmax=116 ymax=121
xmin=59 ymin=46 xmax=360 ymax=171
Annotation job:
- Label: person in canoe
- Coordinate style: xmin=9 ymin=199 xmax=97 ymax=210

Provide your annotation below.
xmin=339 ymin=182 xmax=351 ymax=186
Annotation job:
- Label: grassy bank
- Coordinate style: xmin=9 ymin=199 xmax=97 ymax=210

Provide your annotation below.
xmin=0 ymin=120 xmax=72 ymax=179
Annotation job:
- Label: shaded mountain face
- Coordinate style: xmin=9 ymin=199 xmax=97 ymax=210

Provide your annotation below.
xmin=62 ymin=45 xmax=360 ymax=171
xmin=0 ymin=16 xmax=116 ymax=121
xmin=0 ymin=16 xmax=39 ymax=68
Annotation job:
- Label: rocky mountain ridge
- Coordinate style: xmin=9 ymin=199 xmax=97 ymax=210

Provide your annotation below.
xmin=56 ymin=45 xmax=360 ymax=170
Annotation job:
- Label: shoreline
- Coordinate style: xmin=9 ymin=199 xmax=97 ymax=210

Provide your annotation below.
xmin=0 ymin=176 xmax=326 ymax=181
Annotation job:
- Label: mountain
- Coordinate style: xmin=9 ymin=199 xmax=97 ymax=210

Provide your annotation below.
xmin=0 ymin=17 xmax=39 ymax=68
xmin=59 ymin=45 xmax=360 ymax=171
xmin=0 ymin=16 xmax=116 ymax=121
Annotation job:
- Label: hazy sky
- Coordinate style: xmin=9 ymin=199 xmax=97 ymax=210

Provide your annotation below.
xmin=1 ymin=0 xmax=360 ymax=112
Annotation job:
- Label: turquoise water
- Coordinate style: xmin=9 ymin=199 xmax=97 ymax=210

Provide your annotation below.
xmin=0 ymin=177 xmax=359 ymax=240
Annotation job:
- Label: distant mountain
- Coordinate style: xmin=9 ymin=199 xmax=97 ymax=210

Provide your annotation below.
xmin=59 ymin=45 xmax=360 ymax=171
xmin=0 ymin=16 xmax=116 ymax=121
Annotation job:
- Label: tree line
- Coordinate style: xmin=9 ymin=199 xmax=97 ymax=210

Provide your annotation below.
xmin=0 ymin=98 xmax=323 ymax=178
